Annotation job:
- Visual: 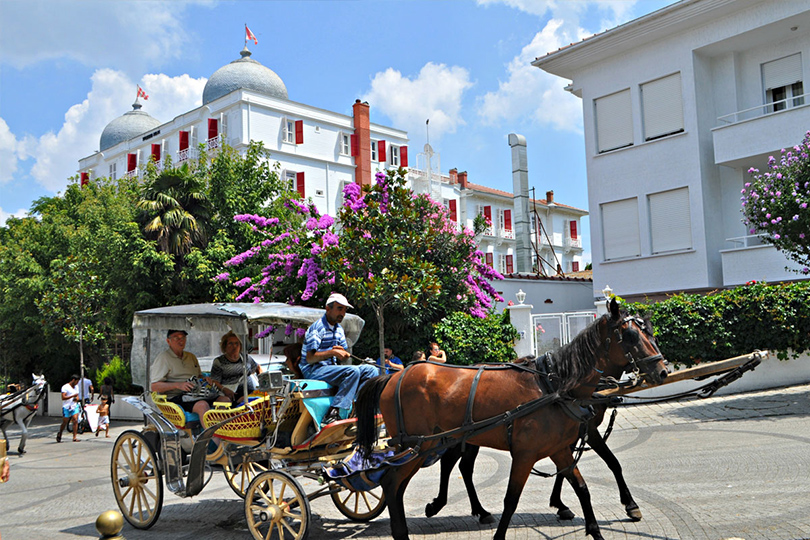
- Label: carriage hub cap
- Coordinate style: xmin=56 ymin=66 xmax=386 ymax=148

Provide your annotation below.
xmin=260 ymin=505 xmax=282 ymax=522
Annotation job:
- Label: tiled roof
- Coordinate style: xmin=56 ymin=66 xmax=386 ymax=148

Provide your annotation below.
xmin=465 ymin=182 xmax=587 ymax=213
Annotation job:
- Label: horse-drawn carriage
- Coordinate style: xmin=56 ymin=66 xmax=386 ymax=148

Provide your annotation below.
xmin=1 ymin=374 xmax=47 ymax=455
xmin=113 ymin=303 xmax=386 ymax=539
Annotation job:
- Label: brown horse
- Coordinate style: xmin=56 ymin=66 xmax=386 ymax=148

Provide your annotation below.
xmin=355 ymin=299 xmax=668 ymax=540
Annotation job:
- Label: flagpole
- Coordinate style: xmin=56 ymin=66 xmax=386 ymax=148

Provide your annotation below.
xmin=245 ymin=23 xmax=248 ymax=47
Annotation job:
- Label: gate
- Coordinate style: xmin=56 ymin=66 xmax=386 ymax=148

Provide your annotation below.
xmin=532 ymin=311 xmax=597 ymax=357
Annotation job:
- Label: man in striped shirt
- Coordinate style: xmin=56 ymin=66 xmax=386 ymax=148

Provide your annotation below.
xmin=301 ymin=293 xmax=378 ymax=426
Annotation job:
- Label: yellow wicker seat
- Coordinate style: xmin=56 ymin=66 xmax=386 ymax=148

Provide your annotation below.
xmin=202 ymin=394 xmax=277 ymax=442
xmin=151 ymin=392 xmax=199 ymax=428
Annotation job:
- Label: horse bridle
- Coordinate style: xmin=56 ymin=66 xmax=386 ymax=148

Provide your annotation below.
xmin=604 ymin=315 xmax=665 ymax=376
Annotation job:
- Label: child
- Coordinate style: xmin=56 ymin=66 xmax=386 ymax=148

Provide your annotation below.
xmin=96 ymin=396 xmax=111 ymax=438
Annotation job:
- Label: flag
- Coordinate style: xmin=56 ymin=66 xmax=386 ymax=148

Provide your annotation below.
xmin=245 ymin=25 xmax=258 ymax=45
xmin=137 ymin=85 xmax=149 ymax=100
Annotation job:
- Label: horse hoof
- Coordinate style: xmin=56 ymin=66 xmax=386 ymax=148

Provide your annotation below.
xmin=557 ymin=508 xmax=575 ymax=521
xmin=479 ymin=513 xmax=496 ymax=525
xmin=17 ymin=448 xmax=26 ymax=455
xmin=626 ymin=504 xmax=642 ymax=521
xmin=425 ymin=503 xmax=439 ymax=518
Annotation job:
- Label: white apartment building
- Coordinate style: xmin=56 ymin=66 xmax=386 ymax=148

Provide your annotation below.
xmin=534 ymin=0 xmax=810 ymax=300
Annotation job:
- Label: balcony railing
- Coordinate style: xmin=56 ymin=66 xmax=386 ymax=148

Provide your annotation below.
xmin=724 ymin=234 xmax=769 ymax=250
xmin=501 ymin=228 xmax=515 ymax=240
xmin=176 ymin=147 xmax=199 ymax=163
xmin=565 ymin=237 xmax=582 ymax=249
xmin=206 ymin=134 xmax=222 ymax=151
xmin=717 ymin=92 xmax=809 ymax=126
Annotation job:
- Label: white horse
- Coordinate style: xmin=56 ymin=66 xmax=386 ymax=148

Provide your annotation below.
xmin=0 ymin=374 xmax=47 ymax=455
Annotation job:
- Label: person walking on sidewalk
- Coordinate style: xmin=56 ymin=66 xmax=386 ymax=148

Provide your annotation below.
xmin=57 ymin=375 xmax=81 ymax=442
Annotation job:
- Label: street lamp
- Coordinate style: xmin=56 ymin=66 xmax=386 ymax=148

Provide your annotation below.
xmin=516 ymin=289 xmax=527 ymax=305
xmin=602 ymin=285 xmax=613 ymax=299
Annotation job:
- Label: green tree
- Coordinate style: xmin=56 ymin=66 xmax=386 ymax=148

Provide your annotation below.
xmin=432 ymin=309 xmax=519 ymax=365
xmin=741 ymin=131 xmax=810 ymax=274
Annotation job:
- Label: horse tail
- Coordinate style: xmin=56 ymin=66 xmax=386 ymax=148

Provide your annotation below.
xmin=356 ymin=373 xmax=394 ymax=458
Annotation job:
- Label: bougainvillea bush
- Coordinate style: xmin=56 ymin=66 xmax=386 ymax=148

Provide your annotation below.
xmin=741 ymin=131 xmax=810 ymax=274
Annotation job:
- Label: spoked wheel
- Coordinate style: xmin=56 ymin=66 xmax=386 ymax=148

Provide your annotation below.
xmin=224 ymin=452 xmax=270 ymax=498
xmin=330 ymin=483 xmax=386 ymax=522
xmin=245 ymin=470 xmax=310 ymax=540
xmin=110 ymin=430 xmax=164 ymax=529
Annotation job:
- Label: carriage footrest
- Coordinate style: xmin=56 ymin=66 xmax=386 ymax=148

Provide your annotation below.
xmin=325 ymin=448 xmax=401 ymax=492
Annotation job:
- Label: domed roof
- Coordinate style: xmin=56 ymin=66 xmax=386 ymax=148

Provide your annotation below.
xmin=202 ymin=47 xmax=288 ymax=105
xmin=99 ymin=101 xmax=162 ymax=152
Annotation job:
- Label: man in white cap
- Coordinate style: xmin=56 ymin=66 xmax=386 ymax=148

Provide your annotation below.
xmin=300 ymin=292 xmax=378 ymax=426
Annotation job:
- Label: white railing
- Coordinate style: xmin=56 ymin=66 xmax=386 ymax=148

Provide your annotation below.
xmin=725 ymin=234 xmax=769 ymax=250
xmin=206 ymin=134 xmax=222 ymax=151
xmin=176 ymin=148 xmax=199 ymax=163
xmin=565 ymin=237 xmax=582 ymax=249
xmin=483 ymin=226 xmax=494 ymax=237
xmin=125 ymin=170 xmax=138 ymax=179
xmin=501 ymin=228 xmax=515 ymax=239
xmin=717 ymin=92 xmax=808 ymax=125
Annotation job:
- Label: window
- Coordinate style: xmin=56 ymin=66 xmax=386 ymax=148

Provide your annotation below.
xmin=504 ymin=210 xmax=512 ymax=231
xmin=763 ymin=54 xmax=804 ymax=112
xmin=284 ymin=170 xmax=297 ymax=191
xmin=283 ymin=119 xmax=295 ymax=143
xmin=649 ymin=187 xmax=691 ymax=254
xmin=220 ymin=113 xmax=228 ymax=138
xmin=109 ymin=162 xmax=117 ymax=181
xmin=151 ymin=143 xmax=161 ymax=162
xmin=448 ymin=199 xmax=457 ymax=222
xmin=340 ymin=133 xmax=351 ymax=155
xmin=208 ymin=118 xmax=218 ymax=141
xmin=295 ymin=120 xmax=304 ymax=144
xmin=641 ymin=73 xmax=684 ymax=141
xmin=371 ymin=141 xmax=377 ymax=162
xmin=572 ymin=261 xmax=580 ymax=273
xmin=506 ymin=255 xmax=514 ymax=274
xmin=390 ymin=145 xmax=399 ymax=166
xmin=485 ymin=252 xmax=494 ymax=268
xmin=127 ymin=153 xmax=137 ymax=173
xmin=601 ymin=197 xmax=640 ymax=260
xmin=378 ymin=140 xmax=387 ymax=163
xmin=569 ymin=220 xmax=577 ymax=239
xmin=595 ymin=89 xmax=633 ymax=153
xmin=295 ymin=172 xmax=305 ymax=198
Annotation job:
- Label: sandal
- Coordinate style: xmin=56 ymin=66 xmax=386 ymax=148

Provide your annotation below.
xmin=56 ymin=432 xmax=62 ymax=443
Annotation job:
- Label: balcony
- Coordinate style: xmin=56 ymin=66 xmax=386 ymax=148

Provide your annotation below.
xmin=565 ymin=236 xmax=582 ymax=250
xmin=176 ymin=147 xmax=199 ymax=163
xmin=720 ymin=235 xmax=806 ymax=287
xmin=713 ymin=96 xmax=810 ymax=167
xmin=206 ymin=134 xmax=222 ymax=152
xmin=500 ymin=228 xmax=515 ymax=240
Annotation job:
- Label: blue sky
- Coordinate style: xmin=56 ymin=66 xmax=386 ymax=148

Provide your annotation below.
xmin=0 ymin=0 xmax=678 ymax=263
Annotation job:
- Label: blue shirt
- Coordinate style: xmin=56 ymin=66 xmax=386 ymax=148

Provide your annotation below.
xmin=377 ymin=355 xmax=403 ymax=374
xmin=300 ymin=315 xmax=347 ymax=371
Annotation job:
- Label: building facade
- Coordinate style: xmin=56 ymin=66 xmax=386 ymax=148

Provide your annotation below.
xmin=534 ymin=0 xmax=810 ymax=300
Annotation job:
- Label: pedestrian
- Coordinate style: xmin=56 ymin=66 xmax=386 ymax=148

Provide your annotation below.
xmin=99 ymin=376 xmax=115 ymax=414
xmin=95 ymin=396 xmax=111 ymax=438
xmin=57 ymin=374 xmax=81 ymax=442
xmin=78 ymin=375 xmax=94 ymax=404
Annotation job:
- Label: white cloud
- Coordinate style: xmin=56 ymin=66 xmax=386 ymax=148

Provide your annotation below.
xmin=0 ymin=206 xmax=28 ymax=227
xmin=21 ymin=69 xmax=206 ymax=192
xmin=476 ymin=0 xmax=557 ymax=17
xmin=362 ymin=62 xmax=473 ymax=142
xmin=0 ymin=0 xmax=202 ymax=74
xmin=0 ymin=118 xmax=22 ymax=184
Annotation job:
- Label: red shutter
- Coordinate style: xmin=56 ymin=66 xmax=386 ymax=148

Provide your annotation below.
xmin=504 ymin=209 xmax=512 ymax=231
xmin=483 ymin=206 xmax=492 ymax=223
xmin=378 ymin=140 xmax=386 ymax=163
xmin=208 ymin=118 xmax=218 ymax=140
xmin=570 ymin=220 xmax=578 ymax=239
xmin=296 ymin=172 xmax=305 ymax=198
xmin=295 ymin=120 xmax=304 ymax=144
xmin=506 ymin=255 xmax=514 ymax=274
xmin=572 ymin=261 xmax=580 ymax=272
xmin=127 ymin=153 xmax=137 ymax=172
xmin=80 ymin=172 xmax=89 ymax=186
xmin=485 ymin=253 xmax=493 ymax=268
xmin=400 ymin=145 xmax=408 ymax=167
xmin=151 ymin=143 xmax=161 ymax=162
xmin=448 ymin=200 xmax=457 ymax=222
xmin=350 ymin=134 xmax=359 ymax=157
xmin=179 ymin=130 xmax=189 ymax=151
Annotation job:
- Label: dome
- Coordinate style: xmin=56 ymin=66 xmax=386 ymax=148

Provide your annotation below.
xmin=202 ymin=47 xmax=288 ymax=105
xmin=99 ymin=101 xmax=162 ymax=152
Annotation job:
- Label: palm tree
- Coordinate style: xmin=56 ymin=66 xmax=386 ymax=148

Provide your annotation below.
xmin=137 ymin=166 xmax=211 ymax=255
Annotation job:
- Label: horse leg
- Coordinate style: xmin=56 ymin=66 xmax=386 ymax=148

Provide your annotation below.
xmin=492 ymin=454 xmax=534 ymax=540
xmin=587 ymin=423 xmax=641 ymax=521
xmin=458 ymin=445 xmax=495 ymax=524
xmin=381 ymin=458 xmax=424 ymax=540
xmin=1 ymin=421 xmax=9 ymax=452
xmin=16 ymin=410 xmax=30 ymax=454
xmin=425 ymin=444 xmax=461 ymax=518
xmin=551 ymin=450 xmax=604 ymax=540
xmin=549 ymin=471 xmax=576 ymax=520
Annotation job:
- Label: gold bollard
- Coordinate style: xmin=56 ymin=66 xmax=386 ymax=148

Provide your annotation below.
xmin=95 ymin=510 xmax=125 ymax=540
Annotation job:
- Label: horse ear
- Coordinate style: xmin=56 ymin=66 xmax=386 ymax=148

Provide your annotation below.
xmin=609 ymin=298 xmax=620 ymax=319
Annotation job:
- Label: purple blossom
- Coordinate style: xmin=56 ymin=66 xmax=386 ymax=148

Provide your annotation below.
xmin=215 ymin=272 xmax=230 ymax=282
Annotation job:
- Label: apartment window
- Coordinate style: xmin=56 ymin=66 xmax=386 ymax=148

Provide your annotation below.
xmin=506 ymin=255 xmax=514 ymax=274
xmin=283 ymin=119 xmax=295 ymax=143
xmin=208 ymin=118 xmax=219 ymax=140
xmin=649 ymin=187 xmax=691 ymax=254
xmin=151 ymin=143 xmax=161 ymax=162
xmin=448 ymin=199 xmax=457 ymax=222
xmin=601 ymin=197 xmax=640 ymax=260
xmin=284 ymin=170 xmax=297 ymax=191
xmin=485 ymin=252 xmax=494 ymax=268
xmin=390 ymin=145 xmax=399 ymax=166
xmin=127 ymin=153 xmax=137 ymax=173
xmin=498 ymin=254 xmax=506 ymax=275
xmin=371 ymin=141 xmax=378 ymax=162
xmin=595 ymin=89 xmax=633 ymax=153
xmin=109 ymin=162 xmax=117 ymax=180
xmin=572 ymin=261 xmax=580 ymax=273
xmin=763 ymin=53 xmax=804 ymax=112
xmin=641 ymin=72 xmax=684 ymax=141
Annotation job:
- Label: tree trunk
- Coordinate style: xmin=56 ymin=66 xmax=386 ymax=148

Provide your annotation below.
xmin=374 ymin=303 xmax=386 ymax=376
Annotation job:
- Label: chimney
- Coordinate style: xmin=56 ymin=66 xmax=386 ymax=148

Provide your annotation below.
xmin=546 ymin=190 xmax=554 ymax=204
xmin=449 ymin=168 xmax=458 ymax=184
xmin=508 ymin=133 xmax=532 ymax=274
xmin=352 ymin=100 xmax=372 ymax=187
xmin=458 ymin=171 xmax=468 ymax=189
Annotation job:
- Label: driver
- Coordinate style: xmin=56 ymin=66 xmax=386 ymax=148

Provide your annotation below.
xmin=300 ymin=293 xmax=377 ymax=426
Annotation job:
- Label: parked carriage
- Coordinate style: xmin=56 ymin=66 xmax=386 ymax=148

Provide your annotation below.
xmin=112 ymin=303 xmax=385 ymax=539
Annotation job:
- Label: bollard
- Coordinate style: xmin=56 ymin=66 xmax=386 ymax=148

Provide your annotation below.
xmin=95 ymin=510 xmax=125 ymax=540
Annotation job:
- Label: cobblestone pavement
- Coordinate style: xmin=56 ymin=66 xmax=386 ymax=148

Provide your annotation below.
xmin=1 ymin=384 xmax=809 ymax=540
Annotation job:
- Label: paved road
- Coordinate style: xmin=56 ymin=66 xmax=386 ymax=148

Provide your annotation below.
xmin=2 ymin=384 xmax=809 ymax=540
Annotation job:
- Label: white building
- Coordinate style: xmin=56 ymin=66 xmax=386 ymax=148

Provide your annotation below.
xmin=79 ymin=46 xmax=586 ymax=278
xmin=534 ymin=0 xmax=810 ymax=301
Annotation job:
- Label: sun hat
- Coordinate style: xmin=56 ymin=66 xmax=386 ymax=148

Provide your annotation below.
xmin=325 ymin=292 xmax=353 ymax=308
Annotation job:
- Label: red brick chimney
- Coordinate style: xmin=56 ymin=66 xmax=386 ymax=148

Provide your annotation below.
xmin=458 ymin=171 xmax=468 ymax=189
xmin=546 ymin=190 xmax=554 ymax=203
xmin=449 ymin=168 xmax=458 ymax=184
xmin=352 ymin=100 xmax=371 ymax=187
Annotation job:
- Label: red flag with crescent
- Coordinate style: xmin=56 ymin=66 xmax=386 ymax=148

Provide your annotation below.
xmin=246 ymin=25 xmax=258 ymax=45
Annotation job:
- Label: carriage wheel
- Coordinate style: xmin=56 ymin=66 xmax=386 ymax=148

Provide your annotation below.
xmin=224 ymin=452 xmax=270 ymax=499
xmin=110 ymin=430 xmax=164 ymax=529
xmin=330 ymin=483 xmax=387 ymax=522
xmin=245 ymin=470 xmax=310 ymax=540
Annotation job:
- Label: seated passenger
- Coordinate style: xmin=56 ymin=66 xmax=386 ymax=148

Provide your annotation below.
xmin=283 ymin=343 xmax=305 ymax=379
xmin=210 ymin=331 xmax=263 ymax=405
xmin=427 ymin=342 xmax=447 ymax=363
xmin=300 ymin=293 xmax=377 ymax=426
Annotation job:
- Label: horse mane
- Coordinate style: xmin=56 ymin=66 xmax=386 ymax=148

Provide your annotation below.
xmin=550 ymin=313 xmax=609 ymax=392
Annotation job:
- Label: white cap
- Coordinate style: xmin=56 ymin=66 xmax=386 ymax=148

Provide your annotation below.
xmin=326 ymin=292 xmax=353 ymax=308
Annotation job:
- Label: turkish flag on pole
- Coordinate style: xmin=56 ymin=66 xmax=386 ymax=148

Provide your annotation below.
xmin=137 ymin=85 xmax=149 ymax=100
xmin=245 ymin=25 xmax=258 ymax=45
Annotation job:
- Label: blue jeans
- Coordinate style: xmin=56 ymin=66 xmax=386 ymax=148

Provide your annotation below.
xmin=300 ymin=362 xmax=378 ymax=410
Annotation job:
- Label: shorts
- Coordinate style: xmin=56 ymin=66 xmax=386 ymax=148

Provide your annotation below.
xmin=168 ymin=394 xmax=216 ymax=413
xmin=98 ymin=415 xmax=110 ymax=427
xmin=62 ymin=404 xmax=79 ymax=418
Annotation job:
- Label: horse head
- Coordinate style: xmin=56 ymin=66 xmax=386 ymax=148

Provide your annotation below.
xmin=31 ymin=374 xmax=46 ymax=388
xmin=605 ymin=298 xmax=668 ymax=385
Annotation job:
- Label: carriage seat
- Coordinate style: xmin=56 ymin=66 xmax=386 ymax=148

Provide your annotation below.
xmin=151 ymin=392 xmax=199 ymax=428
